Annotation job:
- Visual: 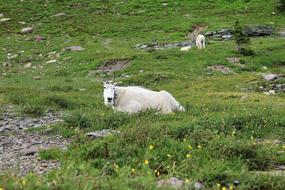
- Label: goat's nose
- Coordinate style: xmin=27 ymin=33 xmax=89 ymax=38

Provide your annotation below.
xmin=107 ymin=97 xmax=113 ymax=101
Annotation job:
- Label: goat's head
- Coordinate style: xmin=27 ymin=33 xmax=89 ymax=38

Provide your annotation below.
xmin=102 ymin=80 xmax=117 ymax=106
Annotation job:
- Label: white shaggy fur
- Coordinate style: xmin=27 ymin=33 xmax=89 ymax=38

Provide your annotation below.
xmin=102 ymin=81 xmax=185 ymax=114
xmin=196 ymin=34 xmax=205 ymax=49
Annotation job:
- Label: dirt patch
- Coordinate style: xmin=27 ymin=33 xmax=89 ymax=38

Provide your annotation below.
xmin=96 ymin=58 xmax=131 ymax=73
xmin=207 ymin=65 xmax=235 ymax=74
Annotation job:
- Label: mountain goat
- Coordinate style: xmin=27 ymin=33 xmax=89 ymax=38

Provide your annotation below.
xmin=102 ymin=81 xmax=185 ymax=114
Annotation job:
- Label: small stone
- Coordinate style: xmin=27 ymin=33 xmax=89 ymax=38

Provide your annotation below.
xmin=180 ymin=46 xmax=192 ymax=51
xmin=20 ymin=27 xmax=33 ymax=34
xmin=65 ymin=46 xmax=84 ymax=51
xmin=46 ymin=59 xmax=57 ymax=64
xmin=157 ymin=177 xmax=184 ymax=188
xmin=50 ymin=12 xmax=66 ymax=17
xmin=86 ymin=129 xmax=120 ymax=140
xmin=24 ymin=62 xmax=32 ymax=68
xmin=0 ymin=18 xmax=11 ymax=22
xmin=33 ymin=76 xmax=41 ymax=80
xmin=194 ymin=182 xmax=204 ymax=190
xmin=233 ymin=180 xmax=240 ymax=186
xmin=34 ymin=35 xmax=45 ymax=42
xmin=262 ymin=74 xmax=278 ymax=81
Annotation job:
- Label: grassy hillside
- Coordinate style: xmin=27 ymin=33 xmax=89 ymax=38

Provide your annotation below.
xmin=1 ymin=0 xmax=285 ymax=189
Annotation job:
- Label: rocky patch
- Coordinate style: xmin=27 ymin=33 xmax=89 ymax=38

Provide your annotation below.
xmin=207 ymin=65 xmax=234 ymax=74
xmin=205 ymin=25 xmax=274 ymax=41
xmin=0 ymin=106 xmax=70 ymax=176
xmin=136 ymin=41 xmax=193 ymax=50
xmin=96 ymin=58 xmax=131 ymax=73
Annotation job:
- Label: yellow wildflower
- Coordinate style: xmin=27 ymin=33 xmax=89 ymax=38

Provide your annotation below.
xmin=188 ymin=145 xmax=193 ymax=150
xmin=0 ymin=187 xmax=5 ymax=190
xmin=114 ymin=164 xmax=119 ymax=169
xmin=222 ymin=187 xmax=227 ymax=190
xmin=149 ymin=145 xmax=154 ymax=150
xmin=167 ymin=154 xmax=171 ymax=157
xmin=186 ymin=154 xmax=192 ymax=158
xmin=131 ymin=168 xmax=135 ymax=172
xmin=22 ymin=179 xmax=26 ymax=186
xmin=282 ymin=145 xmax=285 ymax=149
xmin=216 ymin=183 xmax=221 ymax=187
xmin=144 ymin=159 xmax=149 ymax=165
xmin=185 ymin=179 xmax=190 ymax=183
xmin=230 ymin=185 xmax=234 ymax=190
xmin=197 ymin=145 xmax=202 ymax=149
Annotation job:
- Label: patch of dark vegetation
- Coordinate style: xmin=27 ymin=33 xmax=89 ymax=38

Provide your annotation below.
xmin=39 ymin=148 xmax=64 ymax=160
xmin=47 ymin=85 xmax=74 ymax=92
xmin=42 ymin=96 xmax=75 ymax=109
xmin=22 ymin=105 xmax=45 ymax=117
xmin=64 ymin=113 xmax=92 ymax=129
xmin=123 ymin=72 xmax=174 ymax=86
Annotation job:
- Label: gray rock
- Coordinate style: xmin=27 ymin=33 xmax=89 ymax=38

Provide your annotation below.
xmin=157 ymin=177 xmax=184 ymax=188
xmin=0 ymin=18 xmax=11 ymax=22
xmin=86 ymin=129 xmax=120 ymax=140
xmin=24 ymin=62 xmax=32 ymax=68
xmin=51 ymin=12 xmax=66 ymax=17
xmin=33 ymin=76 xmax=41 ymax=80
xmin=262 ymin=74 xmax=278 ymax=81
xmin=20 ymin=27 xmax=33 ymax=35
xmin=34 ymin=35 xmax=46 ymax=42
xmin=65 ymin=46 xmax=85 ymax=51
xmin=244 ymin=25 xmax=274 ymax=37
xmin=222 ymin=34 xmax=233 ymax=40
xmin=46 ymin=59 xmax=57 ymax=64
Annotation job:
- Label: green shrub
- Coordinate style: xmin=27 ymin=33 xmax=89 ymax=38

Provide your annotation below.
xmin=43 ymin=96 xmax=75 ymax=109
xmin=22 ymin=105 xmax=45 ymax=117
xmin=64 ymin=113 xmax=92 ymax=129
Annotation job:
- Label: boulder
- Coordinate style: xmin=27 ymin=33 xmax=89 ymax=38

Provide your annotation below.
xmin=262 ymin=74 xmax=278 ymax=81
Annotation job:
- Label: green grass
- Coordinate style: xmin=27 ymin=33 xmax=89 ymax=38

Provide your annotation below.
xmin=0 ymin=0 xmax=285 ymax=189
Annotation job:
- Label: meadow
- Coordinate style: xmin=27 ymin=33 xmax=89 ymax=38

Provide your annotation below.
xmin=0 ymin=0 xmax=285 ymax=189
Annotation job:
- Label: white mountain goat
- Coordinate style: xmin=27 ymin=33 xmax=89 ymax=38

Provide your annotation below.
xmin=102 ymin=81 xmax=185 ymax=114
xmin=196 ymin=34 xmax=206 ymax=49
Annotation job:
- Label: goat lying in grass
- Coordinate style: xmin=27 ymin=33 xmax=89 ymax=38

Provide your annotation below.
xmin=196 ymin=34 xmax=206 ymax=49
xmin=102 ymin=81 xmax=185 ymax=114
